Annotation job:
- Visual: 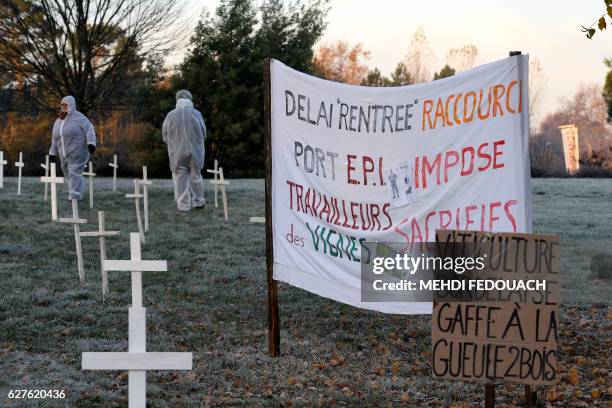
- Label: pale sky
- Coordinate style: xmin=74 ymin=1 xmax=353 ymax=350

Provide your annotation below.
xmin=178 ymin=0 xmax=611 ymax=123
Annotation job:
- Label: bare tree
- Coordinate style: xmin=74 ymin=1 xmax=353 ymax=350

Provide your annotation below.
xmin=0 ymin=0 xmax=185 ymax=114
xmin=313 ymin=41 xmax=371 ymax=85
xmin=404 ymin=27 xmax=435 ymax=83
xmin=446 ymin=44 xmax=478 ymax=72
xmin=528 ymin=57 xmax=547 ymax=130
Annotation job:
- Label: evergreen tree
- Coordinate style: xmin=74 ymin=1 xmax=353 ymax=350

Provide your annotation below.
xmin=389 ymin=62 xmax=412 ymax=86
xmin=433 ymin=64 xmax=456 ymax=80
xmin=179 ymin=0 xmax=328 ymax=177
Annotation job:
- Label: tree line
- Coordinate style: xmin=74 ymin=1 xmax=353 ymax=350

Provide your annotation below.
xmin=0 ymin=0 xmax=610 ymax=178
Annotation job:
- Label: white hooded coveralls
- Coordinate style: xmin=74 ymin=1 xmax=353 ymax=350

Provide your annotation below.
xmin=49 ymin=96 xmax=96 ymax=200
xmin=162 ymin=95 xmax=206 ymax=211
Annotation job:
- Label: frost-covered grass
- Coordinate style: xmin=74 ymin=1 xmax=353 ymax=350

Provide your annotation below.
xmin=0 ymin=177 xmax=610 ymax=407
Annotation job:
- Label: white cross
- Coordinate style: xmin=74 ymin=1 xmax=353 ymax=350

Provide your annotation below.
xmin=15 ymin=152 xmax=24 ymax=195
xmin=41 ymin=155 xmax=49 ymax=202
xmin=126 ymin=179 xmax=145 ymax=244
xmin=41 ymin=163 xmax=64 ymax=221
xmin=206 ymin=159 xmax=219 ymax=208
xmin=109 ymin=155 xmax=118 ymax=192
xmin=80 ymin=211 xmax=120 ymax=297
xmin=210 ymin=166 xmax=230 ymax=221
xmin=137 ymin=166 xmax=152 ymax=232
xmin=59 ymin=199 xmax=87 ymax=283
xmin=0 ymin=151 xmax=7 ymax=188
xmin=82 ymin=161 xmax=96 ymax=208
xmin=82 ymin=233 xmax=192 ymax=407
xmin=249 ymin=217 xmax=266 ymax=223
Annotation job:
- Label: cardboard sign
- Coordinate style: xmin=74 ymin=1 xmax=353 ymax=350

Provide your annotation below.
xmin=432 ymin=230 xmax=560 ymax=385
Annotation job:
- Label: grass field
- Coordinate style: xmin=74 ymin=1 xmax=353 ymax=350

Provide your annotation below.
xmin=0 ymin=177 xmax=610 ymax=407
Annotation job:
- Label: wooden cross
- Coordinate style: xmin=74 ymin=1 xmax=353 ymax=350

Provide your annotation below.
xmin=82 ymin=233 xmax=192 ymax=407
xmin=0 ymin=151 xmax=7 ymax=188
xmin=15 ymin=152 xmax=24 ymax=195
xmin=41 ymin=163 xmax=64 ymax=221
xmin=41 ymin=155 xmax=49 ymax=202
xmin=109 ymin=155 xmax=118 ymax=192
xmin=80 ymin=211 xmax=120 ymax=297
xmin=126 ymin=179 xmax=145 ymax=244
xmin=210 ymin=166 xmax=229 ymax=221
xmin=82 ymin=161 xmax=96 ymax=208
xmin=137 ymin=166 xmax=152 ymax=232
xmin=249 ymin=217 xmax=266 ymax=223
xmin=59 ymin=199 xmax=87 ymax=283
xmin=206 ymin=159 xmax=219 ymax=207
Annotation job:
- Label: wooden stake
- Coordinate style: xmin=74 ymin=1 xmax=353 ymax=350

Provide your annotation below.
xmin=138 ymin=166 xmax=152 ymax=232
xmin=80 ymin=211 xmax=120 ymax=298
xmin=15 ymin=152 xmax=24 ymax=195
xmin=109 ymin=155 xmax=118 ymax=193
xmin=206 ymin=159 xmax=219 ymax=208
xmin=41 ymin=155 xmax=49 ymax=201
xmin=209 ymin=167 xmax=229 ymax=220
xmin=126 ymin=179 xmax=145 ymax=244
xmin=264 ymin=58 xmax=280 ymax=357
xmin=0 ymin=151 xmax=6 ymax=188
xmin=219 ymin=168 xmax=228 ymax=221
xmin=59 ymin=200 xmax=87 ymax=283
xmin=524 ymin=385 xmax=537 ymax=407
xmin=82 ymin=161 xmax=96 ymax=208
xmin=41 ymin=163 xmax=64 ymax=221
xmin=485 ymin=384 xmax=495 ymax=408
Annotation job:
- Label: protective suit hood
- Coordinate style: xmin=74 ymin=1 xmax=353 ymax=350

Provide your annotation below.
xmin=61 ymin=95 xmax=76 ymax=114
xmin=176 ymin=89 xmax=193 ymax=101
xmin=176 ymin=99 xmax=194 ymax=109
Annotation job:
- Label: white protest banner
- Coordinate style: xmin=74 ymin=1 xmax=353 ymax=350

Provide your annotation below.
xmin=269 ymin=55 xmax=532 ymax=315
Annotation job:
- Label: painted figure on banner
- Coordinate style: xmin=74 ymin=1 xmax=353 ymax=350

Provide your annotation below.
xmin=49 ymin=96 xmax=97 ymax=200
xmin=385 ymin=161 xmax=419 ymax=208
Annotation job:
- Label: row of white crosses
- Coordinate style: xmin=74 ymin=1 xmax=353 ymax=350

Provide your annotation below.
xmin=0 ymin=151 xmax=24 ymax=194
xmin=82 ymin=233 xmax=192 ymax=407
xmin=39 ymin=156 xmax=190 ymax=405
xmin=207 ymin=159 xmax=229 ymax=221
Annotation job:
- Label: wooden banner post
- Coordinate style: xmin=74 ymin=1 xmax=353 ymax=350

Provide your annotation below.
xmin=15 ymin=152 xmax=24 ymax=195
xmin=508 ymin=49 xmax=537 ymax=408
xmin=264 ymin=58 xmax=280 ymax=356
xmin=41 ymin=155 xmax=49 ymax=201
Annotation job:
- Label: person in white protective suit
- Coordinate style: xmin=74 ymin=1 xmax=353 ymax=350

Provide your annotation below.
xmin=49 ymin=96 xmax=96 ymax=200
xmin=162 ymin=89 xmax=206 ymax=212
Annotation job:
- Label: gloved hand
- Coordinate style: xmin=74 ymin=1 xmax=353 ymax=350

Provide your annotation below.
xmin=88 ymin=144 xmax=96 ymax=154
xmin=49 ymin=155 xmax=56 ymax=163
